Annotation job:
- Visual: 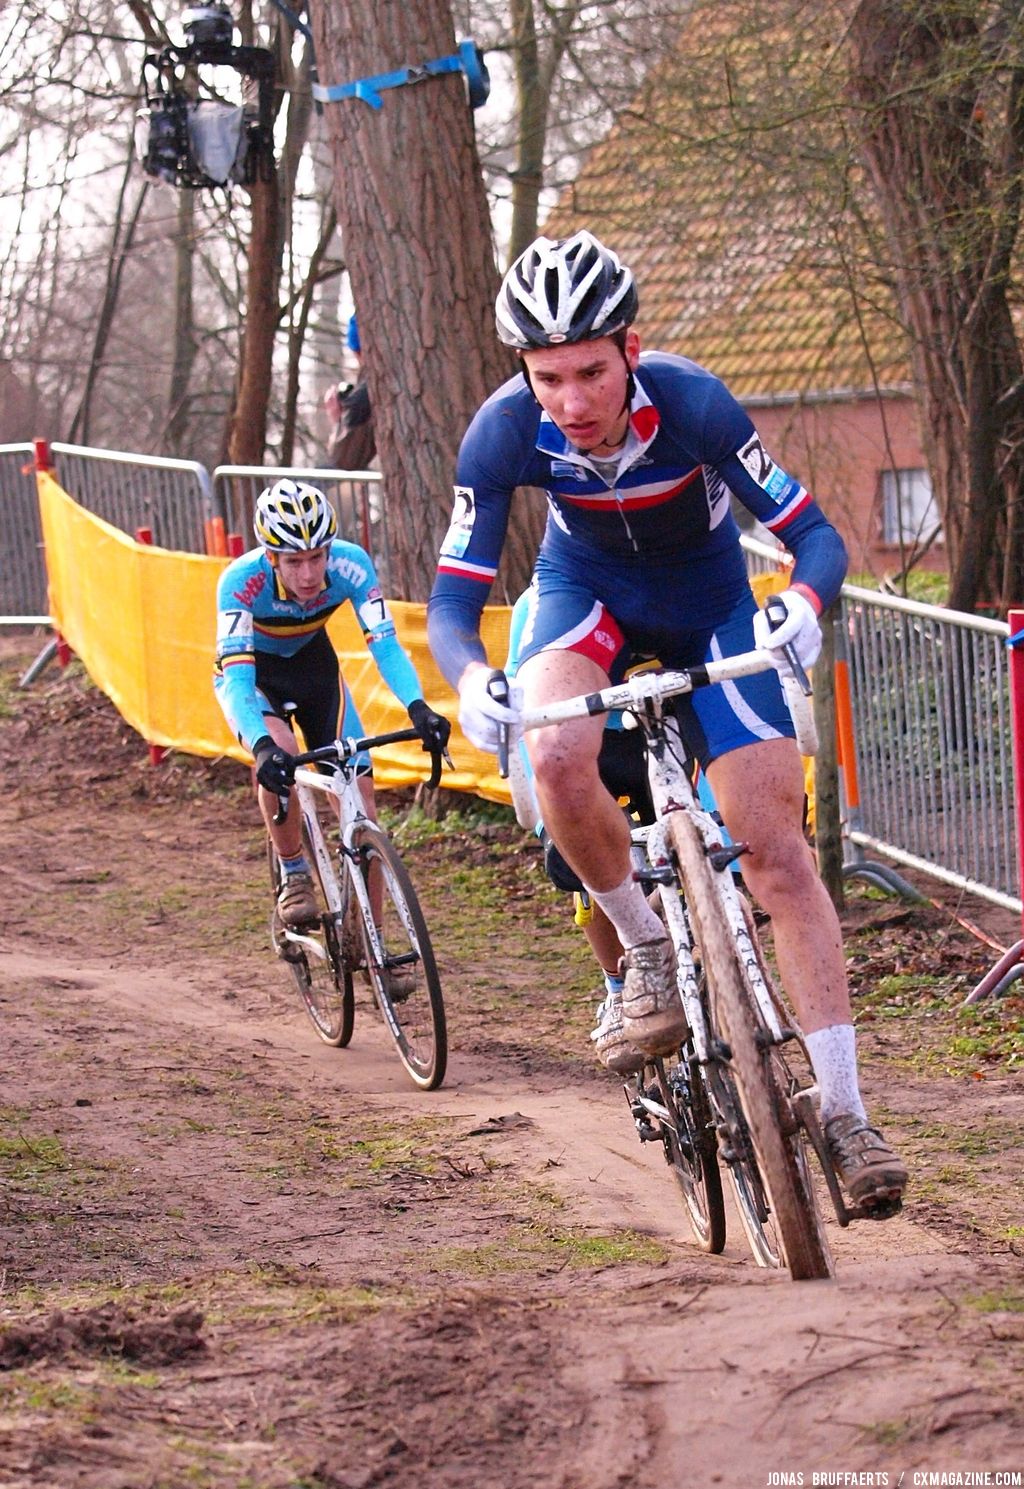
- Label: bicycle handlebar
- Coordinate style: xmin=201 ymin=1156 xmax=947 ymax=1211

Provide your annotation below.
xmin=271 ymin=727 xmax=450 ymax=823
xmin=514 ymin=645 xmax=818 ymax=758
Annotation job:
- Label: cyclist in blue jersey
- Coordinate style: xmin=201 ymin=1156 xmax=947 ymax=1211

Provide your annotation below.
xmin=427 ymin=231 xmax=906 ymax=1214
xmin=215 ymin=479 xmax=450 ymax=935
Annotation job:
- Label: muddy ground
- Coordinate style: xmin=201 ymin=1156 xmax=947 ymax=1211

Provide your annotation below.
xmin=0 ymin=632 xmax=1022 ymax=1489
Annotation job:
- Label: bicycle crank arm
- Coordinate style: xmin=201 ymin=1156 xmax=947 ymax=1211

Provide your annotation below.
xmin=281 ymin=929 xmax=329 ymax=961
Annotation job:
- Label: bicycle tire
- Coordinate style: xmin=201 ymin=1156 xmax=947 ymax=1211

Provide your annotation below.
xmin=668 ymin=813 xmax=832 ymax=1280
xmin=651 ymin=1049 xmax=726 ymax=1253
xmin=349 ymin=822 xmax=447 ymax=1090
xmin=268 ymin=835 xmax=354 ymax=1048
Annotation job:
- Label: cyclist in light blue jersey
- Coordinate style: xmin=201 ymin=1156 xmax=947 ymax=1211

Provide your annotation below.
xmin=427 ymin=231 xmax=906 ymax=1214
xmin=215 ymin=479 xmax=450 ymax=929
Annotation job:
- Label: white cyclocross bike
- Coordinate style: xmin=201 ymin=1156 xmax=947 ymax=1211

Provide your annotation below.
xmin=269 ymin=724 xmax=448 ymax=1091
xmin=502 ymin=602 xmax=889 ymax=1280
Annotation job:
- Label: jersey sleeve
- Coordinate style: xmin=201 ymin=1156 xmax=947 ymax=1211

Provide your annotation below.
xmin=340 ymin=542 xmax=423 ymax=708
xmin=696 ymin=380 xmax=848 ymax=610
xmin=427 ymin=383 xmax=529 ymax=686
xmin=213 ymin=559 xmax=270 ymax=754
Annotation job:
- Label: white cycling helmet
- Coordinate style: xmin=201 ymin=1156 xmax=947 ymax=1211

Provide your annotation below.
xmin=495 ymin=230 xmax=638 ymax=349
xmin=254 ymin=479 xmax=337 ymax=551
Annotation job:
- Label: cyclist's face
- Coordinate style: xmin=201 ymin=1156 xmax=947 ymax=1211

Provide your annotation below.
xmin=275 ymin=545 xmax=329 ymax=602
xmin=522 ymin=330 xmax=640 ymax=455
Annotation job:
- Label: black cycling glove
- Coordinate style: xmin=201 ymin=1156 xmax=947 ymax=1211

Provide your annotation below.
xmin=252 ymin=735 xmax=295 ymax=794
xmin=407 ymin=699 xmax=452 ymax=755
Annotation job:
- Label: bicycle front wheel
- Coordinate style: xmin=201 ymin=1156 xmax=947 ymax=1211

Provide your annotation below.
xmin=349 ymin=823 xmax=447 ymax=1090
xmin=669 ymin=813 xmax=832 ymax=1280
xmin=269 ymin=837 xmax=354 ymax=1048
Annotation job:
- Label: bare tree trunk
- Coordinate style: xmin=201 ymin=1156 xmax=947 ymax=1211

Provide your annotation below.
xmin=165 ymin=186 xmax=196 ymax=456
xmin=847 ymin=0 xmax=1024 ymax=612
xmin=69 ymin=152 xmax=148 ymax=444
xmin=228 ymin=172 xmax=280 ymax=463
xmin=309 ymin=0 xmax=537 ymax=600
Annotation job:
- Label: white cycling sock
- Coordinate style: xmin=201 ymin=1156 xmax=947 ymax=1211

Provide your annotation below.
xmin=587 ymin=872 xmax=664 ymax=951
xmin=804 ymin=1024 xmax=867 ymax=1124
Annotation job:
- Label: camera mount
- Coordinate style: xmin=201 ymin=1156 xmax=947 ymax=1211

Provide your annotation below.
xmin=137 ymin=3 xmax=276 ymax=190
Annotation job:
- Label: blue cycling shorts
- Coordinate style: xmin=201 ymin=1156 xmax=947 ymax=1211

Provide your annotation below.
xmin=514 ymin=557 xmax=794 ymax=771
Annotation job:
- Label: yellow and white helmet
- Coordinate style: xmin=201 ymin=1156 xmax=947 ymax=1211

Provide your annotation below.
xmin=254 ymin=479 xmax=337 ymax=551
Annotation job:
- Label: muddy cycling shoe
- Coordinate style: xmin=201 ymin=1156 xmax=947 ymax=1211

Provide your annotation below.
xmin=379 ymin=962 xmax=417 ymax=1003
xmin=277 ymin=871 xmax=319 ymax=927
xmin=825 ymin=1113 xmax=908 ymax=1215
xmin=620 ymin=937 xmax=688 ymax=1056
xmin=590 ymin=990 xmax=644 ymax=1075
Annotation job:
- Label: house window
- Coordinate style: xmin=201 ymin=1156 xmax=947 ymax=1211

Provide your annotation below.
xmin=881 ymin=468 xmax=944 ymax=546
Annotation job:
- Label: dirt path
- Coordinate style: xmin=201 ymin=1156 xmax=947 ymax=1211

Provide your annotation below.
xmin=1 ymin=640 xmax=1022 ymax=1489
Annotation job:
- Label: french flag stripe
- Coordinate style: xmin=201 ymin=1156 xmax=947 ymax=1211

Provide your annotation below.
xmin=765 ymin=490 xmax=812 ymax=529
xmin=436 ymin=558 xmax=497 ymax=582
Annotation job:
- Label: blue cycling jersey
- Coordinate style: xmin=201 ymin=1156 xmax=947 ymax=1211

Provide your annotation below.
xmin=427 ymin=351 xmax=847 ymax=684
xmin=215 ymin=540 xmax=422 ymax=754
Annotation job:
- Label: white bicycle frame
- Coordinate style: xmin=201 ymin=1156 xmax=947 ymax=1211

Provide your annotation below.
xmin=514 ymin=646 xmax=818 ymax=1071
xmin=279 ymin=753 xmax=394 ymax=1010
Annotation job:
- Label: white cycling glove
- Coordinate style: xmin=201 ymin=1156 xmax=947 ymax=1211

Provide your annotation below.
xmin=752 ymin=589 xmax=822 ymax=673
xmin=457 ymin=666 xmax=522 ymax=754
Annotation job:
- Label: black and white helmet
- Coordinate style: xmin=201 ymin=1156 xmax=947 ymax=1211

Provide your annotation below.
xmin=495 ymin=230 xmax=638 ymax=349
xmin=254 ymin=479 xmax=337 ymax=551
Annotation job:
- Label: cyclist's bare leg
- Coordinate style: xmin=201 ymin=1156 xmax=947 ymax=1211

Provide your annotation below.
xmin=519 ymin=649 xmax=634 ymax=893
xmin=708 ymin=737 xmax=907 ymax=1207
xmin=706 ymin=737 xmax=847 ymax=1034
xmin=520 ymin=649 xmax=681 ymax=1056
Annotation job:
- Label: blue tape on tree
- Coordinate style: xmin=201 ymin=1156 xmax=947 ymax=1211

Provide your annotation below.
xmin=312 ymin=40 xmax=490 ymax=111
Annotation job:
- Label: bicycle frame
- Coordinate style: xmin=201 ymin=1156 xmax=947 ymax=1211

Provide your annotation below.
xmin=512 ymin=646 xmax=845 ymax=1273
xmin=270 ymin=726 xmax=448 ymax=1088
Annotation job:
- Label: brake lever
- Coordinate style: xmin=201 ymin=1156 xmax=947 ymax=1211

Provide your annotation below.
xmin=764 ymin=593 xmax=812 ymax=696
xmin=272 ymin=787 xmax=290 ymax=827
xmin=487 ymin=670 xmax=512 ymax=779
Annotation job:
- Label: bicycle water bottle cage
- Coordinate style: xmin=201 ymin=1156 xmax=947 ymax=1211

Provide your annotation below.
xmin=707 ymin=841 xmax=749 ymax=873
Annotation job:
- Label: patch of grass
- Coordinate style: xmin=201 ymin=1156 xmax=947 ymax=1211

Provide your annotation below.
xmin=860 ymin=1418 xmax=913 ymax=1446
xmin=0 ymin=1130 xmax=71 ymax=1183
xmin=431 ymin=1223 xmax=668 ymax=1276
xmin=963 ymin=1288 xmax=1024 ymax=1314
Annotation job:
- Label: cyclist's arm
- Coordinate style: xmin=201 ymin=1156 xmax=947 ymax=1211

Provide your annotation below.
xmin=693 ymin=379 xmax=848 ymax=613
xmin=214 ymin=567 xmax=274 ymax=754
xmin=427 ymin=393 xmax=525 ymax=688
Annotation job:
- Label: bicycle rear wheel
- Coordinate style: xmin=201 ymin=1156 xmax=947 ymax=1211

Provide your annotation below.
xmin=651 ymin=1048 xmax=726 ymax=1253
xmin=669 ymin=813 xmax=832 ymax=1280
xmin=269 ymin=837 xmax=354 ymax=1048
xmin=350 ymin=822 xmax=447 ymax=1090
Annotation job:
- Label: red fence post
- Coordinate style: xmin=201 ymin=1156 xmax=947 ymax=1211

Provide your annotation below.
xmin=134 ymin=525 xmax=166 ymax=767
xmin=227 ymin=532 xmax=244 ymax=557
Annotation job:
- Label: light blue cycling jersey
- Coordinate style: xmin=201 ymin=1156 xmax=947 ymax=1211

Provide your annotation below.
xmin=427 ymin=351 xmax=847 ymax=686
xmin=214 ymin=540 xmax=421 ymax=754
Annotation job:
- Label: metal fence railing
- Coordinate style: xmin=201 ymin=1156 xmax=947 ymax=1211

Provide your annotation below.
xmin=0 ymin=443 xmax=48 ymax=622
xmin=840 ymin=586 xmax=1018 ymax=914
xmin=49 ymin=442 xmax=215 ymax=554
xmin=211 ymin=465 xmax=389 ymax=586
xmin=739 ymin=535 xmax=1019 ymax=915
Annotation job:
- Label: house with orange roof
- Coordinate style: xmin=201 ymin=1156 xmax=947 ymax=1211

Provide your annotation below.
xmin=541 ymin=5 xmax=942 ymax=582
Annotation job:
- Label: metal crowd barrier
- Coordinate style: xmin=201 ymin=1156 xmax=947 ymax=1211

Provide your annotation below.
xmin=212 ymin=464 xmax=389 ymax=586
xmin=840 ymin=586 xmax=1018 ymax=914
xmin=740 ymin=535 xmax=1019 ymax=913
xmin=48 ymin=442 xmax=215 ymax=554
xmin=0 ymin=443 xmax=48 ymax=622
